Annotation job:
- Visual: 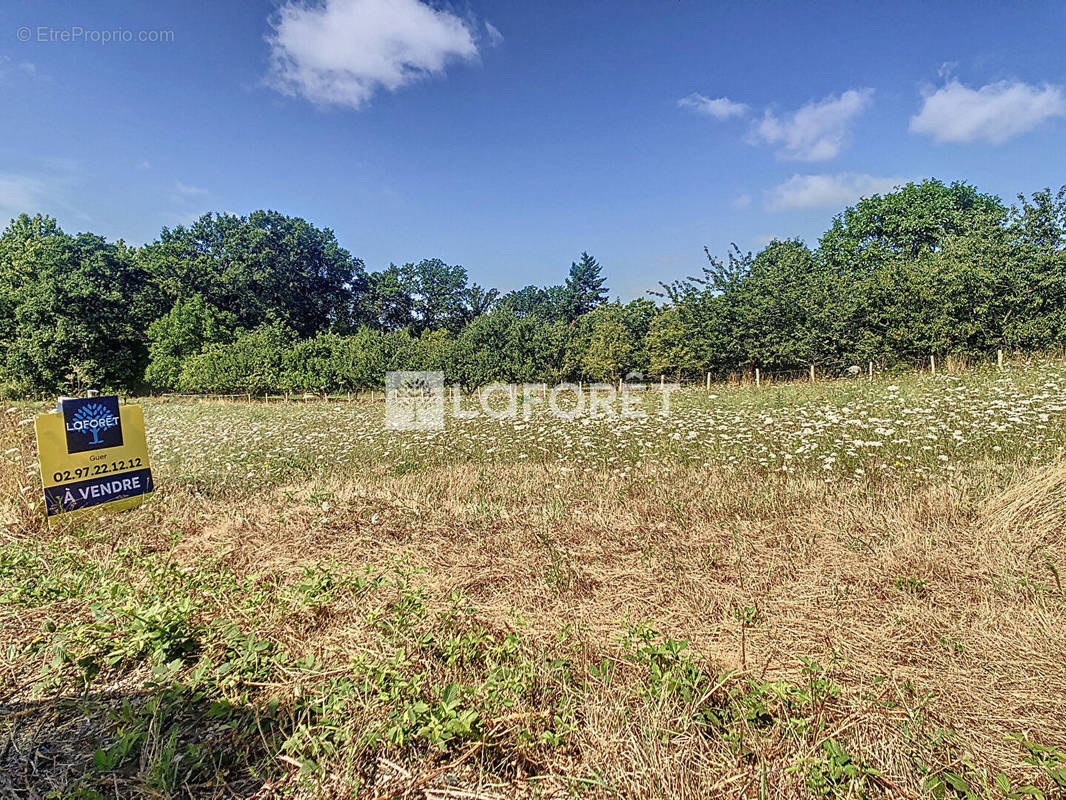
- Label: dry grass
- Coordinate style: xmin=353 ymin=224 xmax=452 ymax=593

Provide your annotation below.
xmin=171 ymin=462 xmax=1066 ymax=779
xmin=2 ymin=378 xmax=1066 ymax=798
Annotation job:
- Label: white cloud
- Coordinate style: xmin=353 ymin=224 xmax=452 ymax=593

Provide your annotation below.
xmin=733 ymin=193 xmax=752 ymax=209
xmin=678 ymin=93 xmax=750 ymax=120
xmin=484 ymin=21 xmax=503 ymax=47
xmin=910 ymin=79 xmax=1066 ymax=144
xmin=175 ymin=181 xmax=208 ymax=196
xmin=173 ymin=211 xmax=206 ymax=227
xmin=0 ymin=168 xmax=89 ymax=227
xmin=765 ymin=173 xmax=905 ymax=211
xmin=751 ymin=88 xmax=874 ymax=161
xmin=0 ymin=174 xmax=49 ymax=224
xmin=266 ymin=0 xmax=480 ymax=109
xmin=170 ymin=183 xmax=210 ymax=226
xmin=0 ymin=56 xmax=37 ymax=82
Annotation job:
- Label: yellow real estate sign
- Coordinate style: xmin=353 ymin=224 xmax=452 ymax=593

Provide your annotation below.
xmin=35 ymin=396 xmax=153 ymax=524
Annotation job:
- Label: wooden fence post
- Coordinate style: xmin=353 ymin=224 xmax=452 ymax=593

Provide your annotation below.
xmin=868 ymin=361 xmax=873 ymax=380
xmin=809 ymin=364 xmax=815 ymax=383
xmin=930 ymin=355 xmax=936 ymax=376
xmin=998 ymin=349 xmax=1004 ymax=369
xmin=706 ymin=372 xmax=711 ymax=391
xmin=755 ymin=368 xmax=760 ymax=387
xmin=660 ymin=374 xmax=665 ymax=388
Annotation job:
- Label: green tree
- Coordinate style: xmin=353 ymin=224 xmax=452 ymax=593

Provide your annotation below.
xmin=140 ymin=210 xmax=364 ymax=338
xmin=363 ymin=259 xmax=474 ymax=333
xmin=583 ymin=305 xmax=636 ymax=383
xmin=365 ymin=264 xmax=416 ymax=331
xmin=819 ymin=179 xmax=1004 ymax=267
xmin=818 ymin=180 xmax=1011 ymax=363
xmin=497 ymin=284 xmax=566 ymax=321
xmin=144 ymin=294 xmax=234 ymax=389
xmin=0 ymin=215 xmax=156 ymax=393
xmin=647 ymin=307 xmax=701 ymax=380
xmin=281 ymin=333 xmax=350 ymax=394
xmin=657 ymin=244 xmax=753 ymax=372
xmin=619 ymin=298 xmax=657 ymax=375
xmin=408 ymin=258 xmax=470 ymax=333
xmin=450 ymin=310 xmax=527 ymax=389
xmin=1002 ymin=187 xmax=1066 ymax=348
xmin=730 ymin=239 xmax=825 ymax=368
xmin=178 ymin=322 xmax=295 ymax=394
xmin=563 ymin=252 xmax=608 ymax=320
xmin=0 ymin=215 xmax=61 ymax=378
xmin=461 ymin=283 xmax=499 ymax=322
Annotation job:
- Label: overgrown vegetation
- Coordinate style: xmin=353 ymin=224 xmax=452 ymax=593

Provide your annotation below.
xmin=2 ymin=180 xmax=1066 ymax=395
xmin=2 ymin=364 xmax=1065 ymax=797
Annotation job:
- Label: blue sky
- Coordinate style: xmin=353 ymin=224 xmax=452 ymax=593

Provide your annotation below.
xmin=2 ymin=0 xmax=1065 ymax=298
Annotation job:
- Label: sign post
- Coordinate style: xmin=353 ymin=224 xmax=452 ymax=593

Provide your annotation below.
xmin=35 ymin=395 xmax=153 ymax=524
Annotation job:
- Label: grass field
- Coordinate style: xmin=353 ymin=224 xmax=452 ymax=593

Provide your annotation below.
xmin=2 ymin=363 xmax=1066 ymax=798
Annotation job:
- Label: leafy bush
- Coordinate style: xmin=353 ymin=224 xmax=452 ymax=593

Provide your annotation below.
xmin=177 ymin=322 xmax=294 ymax=394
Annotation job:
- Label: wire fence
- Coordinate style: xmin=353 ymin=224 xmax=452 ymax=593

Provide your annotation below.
xmin=120 ymin=349 xmax=1032 ymax=405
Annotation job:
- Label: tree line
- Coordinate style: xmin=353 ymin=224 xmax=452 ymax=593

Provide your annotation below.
xmin=1 ymin=179 xmax=1065 ymax=396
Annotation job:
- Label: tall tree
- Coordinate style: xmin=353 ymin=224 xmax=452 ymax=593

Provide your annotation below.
xmin=364 ymin=259 xmax=474 ymax=333
xmin=1 ymin=216 xmax=157 ymax=392
xmin=139 ymin=211 xmax=365 ymax=338
xmin=730 ymin=239 xmax=825 ymax=368
xmin=563 ymin=252 xmax=608 ymax=320
xmin=408 ymin=258 xmax=470 ymax=333
xmin=647 ymin=307 xmax=702 ymax=380
xmin=817 ymin=180 xmax=1011 ymax=363
xmin=365 ymin=264 xmax=416 ymax=331
xmin=1013 ymin=186 xmax=1066 ymax=252
xmin=497 ymin=284 xmax=565 ymax=321
xmin=997 ymin=187 xmax=1066 ymax=348
xmin=583 ymin=305 xmax=635 ymax=383
xmin=656 ymin=244 xmax=754 ymax=371
xmin=461 ymin=283 xmax=500 ymax=322
xmin=144 ymin=293 xmax=235 ymax=389
xmin=0 ymin=214 xmax=62 ymax=369
xmin=819 ymin=180 xmax=1005 ymax=270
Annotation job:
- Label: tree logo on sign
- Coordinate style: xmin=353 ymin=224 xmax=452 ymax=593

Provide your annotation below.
xmin=68 ymin=402 xmax=119 ymax=445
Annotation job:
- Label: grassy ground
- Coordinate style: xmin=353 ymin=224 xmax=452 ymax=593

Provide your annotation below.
xmin=2 ymin=363 xmax=1065 ymax=798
